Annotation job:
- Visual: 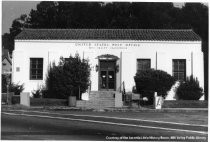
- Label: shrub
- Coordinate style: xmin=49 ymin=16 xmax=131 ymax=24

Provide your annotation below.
xmin=9 ymin=83 xmax=24 ymax=95
xmin=2 ymin=74 xmax=24 ymax=95
xmin=31 ymin=85 xmax=46 ymax=98
xmin=45 ymin=53 xmax=91 ymax=100
xmin=41 ymin=89 xmax=48 ymax=98
xmin=32 ymin=89 xmax=42 ymax=98
xmin=176 ymin=75 xmax=203 ymax=100
xmin=134 ymin=69 xmax=175 ymax=98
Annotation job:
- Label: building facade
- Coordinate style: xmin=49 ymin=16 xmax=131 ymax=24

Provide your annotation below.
xmin=13 ymin=29 xmax=204 ymax=98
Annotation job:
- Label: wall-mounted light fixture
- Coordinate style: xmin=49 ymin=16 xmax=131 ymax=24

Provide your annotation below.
xmin=115 ymin=65 xmax=119 ymax=73
xmin=96 ymin=65 xmax=99 ymax=72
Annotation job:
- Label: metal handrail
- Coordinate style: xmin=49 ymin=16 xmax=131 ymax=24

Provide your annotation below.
xmin=116 ymin=81 xmax=126 ymax=103
xmin=116 ymin=81 xmax=125 ymax=93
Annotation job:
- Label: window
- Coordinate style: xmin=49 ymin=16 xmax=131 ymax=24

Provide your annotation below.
xmin=30 ymin=58 xmax=43 ymax=80
xmin=137 ymin=59 xmax=151 ymax=72
xmin=172 ymin=59 xmax=186 ymax=80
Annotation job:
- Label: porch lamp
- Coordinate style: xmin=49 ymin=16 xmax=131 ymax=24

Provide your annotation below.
xmin=96 ymin=65 xmax=99 ymax=72
xmin=115 ymin=65 xmax=119 ymax=73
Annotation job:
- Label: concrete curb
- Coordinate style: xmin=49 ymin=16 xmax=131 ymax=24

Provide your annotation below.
xmin=103 ymin=107 xmax=208 ymax=113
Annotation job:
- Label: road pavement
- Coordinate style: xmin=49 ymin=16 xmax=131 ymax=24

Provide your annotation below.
xmin=1 ymin=110 xmax=208 ymax=141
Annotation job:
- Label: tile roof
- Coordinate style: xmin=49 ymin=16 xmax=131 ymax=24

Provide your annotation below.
xmin=2 ymin=49 xmax=11 ymax=64
xmin=15 ymin=29 xmax=201 ymax=41
xmin=2 ymin=55 xmax=12 ymax=64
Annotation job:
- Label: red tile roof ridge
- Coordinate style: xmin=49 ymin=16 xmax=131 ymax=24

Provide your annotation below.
xmin=22 ymin=28 xmax=193 ymax=31
xmin=16 ymin=28 xmax=201 ymax=41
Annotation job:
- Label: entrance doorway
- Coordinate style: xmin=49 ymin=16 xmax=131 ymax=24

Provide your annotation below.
xmin=99 ymin=60 xmax=116 ymax=90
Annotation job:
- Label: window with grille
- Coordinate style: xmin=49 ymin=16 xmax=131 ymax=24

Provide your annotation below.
xmin=172 ymin=59 xmax=186 ymax=80
xmin=30 ymin=58 xmax=43 ymax=80
xmin=137 ymin=59 xmax=151 ymax=72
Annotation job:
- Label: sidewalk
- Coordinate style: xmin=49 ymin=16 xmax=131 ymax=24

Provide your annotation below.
xmin=2 ymin=104 xmax=208 ymax=113
xmin=45 ymin=106 xmax=208 ymax=113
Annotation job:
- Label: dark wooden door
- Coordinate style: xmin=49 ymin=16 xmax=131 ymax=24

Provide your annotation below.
xmin=99 ymin=60 xmax=116 ymax=90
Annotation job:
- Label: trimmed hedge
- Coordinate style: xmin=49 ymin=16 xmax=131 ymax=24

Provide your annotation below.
xmin=134 ymin=69 xmax=175 ymax=98
xmin=163 ymin=100 xmax=208 ymax=108
xmin=30 ymin=98 xmax=68 ymax=106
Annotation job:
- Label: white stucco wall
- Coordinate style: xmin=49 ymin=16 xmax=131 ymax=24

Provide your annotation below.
xmin=13 ymin=40 xmax=203 ymax=95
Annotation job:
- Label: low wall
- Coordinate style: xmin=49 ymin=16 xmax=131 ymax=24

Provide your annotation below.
xmin=30 ymin=98 xmax=68 ymax=106
xmin=163 ymin=100 xmax=208 ymax=108
xmin=12 ymin=95 xmax=20 ymax=104
xmin=1 ymin=93 xmax=7 ymax=103
xmin=2 ymin=93 xmax=19 ymax=104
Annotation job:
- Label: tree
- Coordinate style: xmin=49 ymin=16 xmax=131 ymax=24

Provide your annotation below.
xmin=10 ymin=14 xmax=30 ymax=36
xmin=130 ymin=2 xmax=177 ymax=29
xmin=2 ymin=33 xmax=13 ymax=54
xmin=45 ymin=53 xmax=91 ymax=100
xmin=29 ymin=1 xmax=58 ymax=28
xmin=2 ymin=14 xmax=30 ymax=53
xmin=180 ymin=3 xmax=209 ymax=100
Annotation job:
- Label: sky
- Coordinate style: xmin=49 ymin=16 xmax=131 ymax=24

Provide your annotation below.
xmin=2 ymin=1 xmax=39 ymax=34
xmin=1 ymin=1 xmax=208 ymax=35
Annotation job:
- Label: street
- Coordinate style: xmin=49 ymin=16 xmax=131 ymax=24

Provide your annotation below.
xmin=1 ymin=110 xmax=208 ymax=141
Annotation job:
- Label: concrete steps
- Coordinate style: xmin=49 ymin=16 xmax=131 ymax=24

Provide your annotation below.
xmin=76 ymin=91 xmax=116 ymax=109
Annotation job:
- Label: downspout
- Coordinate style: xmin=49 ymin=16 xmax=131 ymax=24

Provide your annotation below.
xmin=156 ymin=51 xmax=157 ymax=70
xmin=12 ymin=51 xmax=14 ymax=82
xmin=191 ymin=52 xmax=193 ymax=76
xmin=48 ymin=51 xmax=49 ymax=69
xmin=120 ymin=51 xmax=122 ymax=92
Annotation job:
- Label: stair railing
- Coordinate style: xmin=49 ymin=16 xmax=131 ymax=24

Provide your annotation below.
xmin=116 ymin=81 xmax=126 ymax=103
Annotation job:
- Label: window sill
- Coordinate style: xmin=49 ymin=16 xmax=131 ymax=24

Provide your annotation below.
xmin=29 ymin=79 xmax=44 ymax=81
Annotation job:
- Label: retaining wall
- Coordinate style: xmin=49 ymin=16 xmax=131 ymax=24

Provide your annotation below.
xmin=163 ymin=100 xmax=208 ymax=108
xmin=30 ymin=98 xmax=68 ymax=106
